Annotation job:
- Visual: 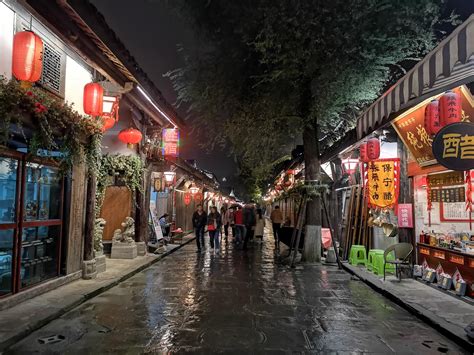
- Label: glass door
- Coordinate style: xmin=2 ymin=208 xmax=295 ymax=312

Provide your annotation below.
xmin=0 ymin=156 xmax=19 ymax=296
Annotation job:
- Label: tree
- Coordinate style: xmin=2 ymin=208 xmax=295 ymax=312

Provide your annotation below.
xmin=167 ymin=0 xmax=446 ymax=261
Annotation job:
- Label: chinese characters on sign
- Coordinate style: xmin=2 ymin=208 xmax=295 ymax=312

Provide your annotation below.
xmin=427 ymin=171 xmax=464 ymax=187
xmin=397 ymin=203 xmax=413 ymax=228
xmin=429 ymin=187 xmax=465 ymax=203
xmin=363 ymin=159 xmax=400 ymax=208
xmin=162 ymin=128 xmax=180 ymax=158
xmin=392 ymin=86 xmax=473 ymax=166
xmin=432 ymin=122 xmax=474 ymax=171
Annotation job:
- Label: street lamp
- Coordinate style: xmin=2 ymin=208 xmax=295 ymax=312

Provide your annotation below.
xmin=342 ymin=158 xmax=359 ymax=175
xmin=163 ymin=171 xmax=176 ymax=184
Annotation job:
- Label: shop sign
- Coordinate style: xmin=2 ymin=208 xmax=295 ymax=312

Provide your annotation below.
xmin=397 ymin=203 xmax=413 ymax=228
xmin=429 ymin=187 xmax=465 ymax=203
xmin=162 ymin=128 xmax=180 ymax=157
xmin=184 ymin=192 xmax=192 ymax=205
xmin=153 ymin=177 xmax=162 ymax=192
xmin=392 ymin=86 xmax=474 ymax=167
xmin=432 ymin=122 xmax=474 ymax=171
xmin=427 ymin=171 xmax=464 ymax=187
xmin=363 ymin=159 xmax=400 ymax=208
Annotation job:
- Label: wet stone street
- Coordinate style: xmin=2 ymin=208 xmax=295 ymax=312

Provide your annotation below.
xmin=7 ymin=236 xmax=467 ymax=354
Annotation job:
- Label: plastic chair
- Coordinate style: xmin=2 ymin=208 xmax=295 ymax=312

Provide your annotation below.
xmin=383 ymin=243 xmax=413 ymax=281
xmin=349 ymin=245 xmax=367 ymax=266
xmin=366 ymin=249 xmax=384 ymax=271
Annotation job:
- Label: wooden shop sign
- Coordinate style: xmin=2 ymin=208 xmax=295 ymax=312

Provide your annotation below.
xmin=392 ymin=85 xmax=474 ymax=167
xmin=432 ymin=122 xmax=474 ymax=171
xmin=429 ymin=187 xmax=465 ymax=203
xmin=427 ymin=171 xmax=464 ymax=187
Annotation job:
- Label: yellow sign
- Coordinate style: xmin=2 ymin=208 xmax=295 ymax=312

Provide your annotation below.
xmin=365 ymin=159 xmax=399 ymax=208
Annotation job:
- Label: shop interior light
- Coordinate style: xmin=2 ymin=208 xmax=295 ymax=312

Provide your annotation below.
xmin=342 ymin=158 xmax=359 ymax=174
xmin=102 ymin=95 xmax=117 ymax=114
xmin=163 ymin=171 xmax=176 ymax=183
xmin=189 ymin=183 xmax=199 ymax=194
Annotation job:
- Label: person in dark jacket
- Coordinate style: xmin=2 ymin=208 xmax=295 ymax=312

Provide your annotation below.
xmin=243 ymin=202 xmax=256 ymax=250
xmin=207 ymin=206 xmax=222 ymax=253
xmin=192 ymin=204 xmax=207 ymax=252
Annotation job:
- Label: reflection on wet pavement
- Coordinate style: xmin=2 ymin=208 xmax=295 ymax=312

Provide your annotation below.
xmin=7 ymin=237 xmax=467 ymax=354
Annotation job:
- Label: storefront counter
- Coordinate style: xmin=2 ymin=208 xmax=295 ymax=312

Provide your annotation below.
xmin=417 ymin=243 xmax=474 ymax=297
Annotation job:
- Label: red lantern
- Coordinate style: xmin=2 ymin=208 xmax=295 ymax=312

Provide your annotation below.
xmin=184 ymin=192 xmax=192 ymax=206
xmin=439 ymin=90 xmax=462 ymax=126
xmin=12 ymin=31 xmax=43 ymax=82
xmin=367 ymin=138 xmax=380 ymax=160
xmin=424 ymin=100 xmax=441 ymax=135
xmin=359 ymin=142 xmax=369 ymax=162
xmin=83 ymin=83 xmax=104 ymax=116
xmin=102 ymin=117 xmax=116 ymax=131
xmin=118 ymin=127 xmax=142 ymax=147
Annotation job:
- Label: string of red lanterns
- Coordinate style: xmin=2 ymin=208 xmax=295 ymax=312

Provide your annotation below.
xmin=424 ymin=90 xmax=462 ymax=135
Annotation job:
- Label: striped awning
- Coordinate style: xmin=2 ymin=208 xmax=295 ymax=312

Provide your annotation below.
xmin=357 ymin=14 xmax=474 ymax=140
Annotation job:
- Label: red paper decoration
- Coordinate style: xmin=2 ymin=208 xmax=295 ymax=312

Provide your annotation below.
xmin=118 ymin=127 xmax=142 ymax=146
xmin=359 ymin=142 xmax=369 ymax=162
xmin=466 ymin=171 xmax=472 ymax=230
xmin=83 ymin=83 xmax=103 ymax=116
xmin=102 ymin=117 xmax=116 ymax=131
xmin=439 ymin=90 xmax=462 ymax=126
xmin=424 ymin=100 xmax=441 ymax=135
xmin=367 ymin=138 xmax=380 ymax=160
xmin=184 ymin=192 xmax=192 ymax=206
xmin=12 ymin=31 xmax=43 ymax=82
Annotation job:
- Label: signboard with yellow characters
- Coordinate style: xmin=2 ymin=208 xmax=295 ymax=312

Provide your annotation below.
xmin=392 ymin=86 xmax=473 ymax=167
xmin=363 ymin=159 xmax=400 ymax=208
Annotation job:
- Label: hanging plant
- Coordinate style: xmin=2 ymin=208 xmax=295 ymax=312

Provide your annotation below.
xmin=95 ymin=154 xmax=145 ymax=215
xmin=0 ymin=77 xmax=103 ymax=174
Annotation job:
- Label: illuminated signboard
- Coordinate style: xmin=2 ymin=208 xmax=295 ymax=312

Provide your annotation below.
xmin=162 ymin=128 xmax=179 ymax=157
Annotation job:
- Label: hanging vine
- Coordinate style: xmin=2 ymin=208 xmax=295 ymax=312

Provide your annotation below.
xmin=95 ymin=154 xmax=145 ymax=216
xmin=0 ymin=77 xmax=103 ymax=174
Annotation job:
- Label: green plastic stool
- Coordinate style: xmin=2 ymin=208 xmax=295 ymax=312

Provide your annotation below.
xmin=373 ymin=252 xmax=395 ymax=276
xmin=366 ymin=249 xmax=384 ymax=271
xmin=349 ymin=245 xmax=367 ymax=266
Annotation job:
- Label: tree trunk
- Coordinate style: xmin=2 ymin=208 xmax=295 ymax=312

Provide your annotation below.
xmin=303 ymin=124 xmax=322 ymax=262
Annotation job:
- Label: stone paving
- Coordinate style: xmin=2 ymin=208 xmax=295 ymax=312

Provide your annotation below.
xmin=6 ymin=234 xmax=468 ymax=354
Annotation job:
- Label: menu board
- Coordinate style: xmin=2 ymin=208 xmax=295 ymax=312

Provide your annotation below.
xmin=430 ymin=187 xmax=465 ymax=203
xmin=441 ymin=202 xmax=471 ymax=221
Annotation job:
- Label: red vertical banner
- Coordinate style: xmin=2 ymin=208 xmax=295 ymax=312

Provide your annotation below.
xmin=162 ymin=128 xmax=180 ymax=157
xmin=184 ymin=192 xmax=192 ymax=205
xmin=397 ymin=203 xmax=413 ymax=228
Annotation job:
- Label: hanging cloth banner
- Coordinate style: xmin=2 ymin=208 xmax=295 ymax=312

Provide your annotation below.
xmin=363 ymin=159 xmax=400 ymax=209
xmin=465 ymin=170 xmax=473 ymax=230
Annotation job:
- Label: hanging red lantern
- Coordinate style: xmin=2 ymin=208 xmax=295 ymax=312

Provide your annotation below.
xmin=12 ymin=31 xmax=43 ymax=82
xmin=83 ymin=83 xmax=104 ymax=116
xmin=359 ymin=142 xmax=369 ymax=162
xmin=439 ymin=90 xmax=462 ymax=126
xmin=424 ymin=99 xmax=441 ymax=135
xmin=102 ymin=117 xmax=116 ymax=131
xmin=367 ymin=137 xmax=380 ymax=160
xmin=184 ymin=192 xmax=192 ymax=206
xmin=118 ymin=127 xmax=142 ymax=148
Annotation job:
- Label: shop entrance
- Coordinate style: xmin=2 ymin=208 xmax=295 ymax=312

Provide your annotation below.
xmin=0 ymin=151 xmax=64 ymax=297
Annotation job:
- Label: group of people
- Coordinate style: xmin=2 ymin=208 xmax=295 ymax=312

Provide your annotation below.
xmin=191 ymin=202 xmax=267 ymax=253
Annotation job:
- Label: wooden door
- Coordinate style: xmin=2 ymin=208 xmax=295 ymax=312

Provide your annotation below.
xmin=100 ymin=186 xmax=132 ymax=241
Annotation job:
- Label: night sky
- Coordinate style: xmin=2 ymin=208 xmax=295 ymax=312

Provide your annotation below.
xmin=91 ymin=0 xmax=239 ymax=192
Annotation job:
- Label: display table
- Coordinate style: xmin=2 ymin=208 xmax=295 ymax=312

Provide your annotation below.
xmin=417 ymin=243 xmax=474 ymax=297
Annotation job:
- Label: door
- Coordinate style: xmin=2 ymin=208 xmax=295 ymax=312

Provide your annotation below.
xmin=100 ymin=186 xmax=132 ymax=241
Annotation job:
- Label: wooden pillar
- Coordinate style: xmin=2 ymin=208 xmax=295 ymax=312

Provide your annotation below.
xmin=397 ymin=136 xmax=414 ymax=244
xmin=83 ymin=173 xmax=96 ymax=261
xmin=135 ymin=166 xmax=151 ymax=243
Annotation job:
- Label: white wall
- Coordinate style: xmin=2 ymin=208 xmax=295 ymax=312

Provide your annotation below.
xmin=0 ymin=3 xmax=14 ymax=79
xmin=64 ymin=55 xmax=92 ymax=115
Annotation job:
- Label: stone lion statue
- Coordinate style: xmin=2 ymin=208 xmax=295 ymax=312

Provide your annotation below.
xmin=94 ymin=218 xmax=106 ymax=256
xmin=113 ymin=217 xmax=135 ymax=244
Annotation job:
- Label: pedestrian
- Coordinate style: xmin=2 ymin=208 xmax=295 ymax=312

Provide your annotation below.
xmin=243 ymin=202 xmax=256 ymax=250
xmin=208 ymin=206 xmax=222 ymax=253
xmin=254 ymin=208 xmax=265 ymax=243
xmin=233 ymin=205 xmax=244 ymax=247
xmin=192 ymin=204 xmax=207 ymax=252
xmin=158 ymin=213 xmax=170 ymax=237
xmin=221 ymin=206 xmax=230 ymax=243
xmin=270 ymin=205 xmax=283 ymax=250
xmin=228 ymin=207 xmax=236 ymax=241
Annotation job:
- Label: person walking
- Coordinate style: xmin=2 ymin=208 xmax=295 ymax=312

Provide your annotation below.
xmin=192 ymin=204 xmax=207 ymax=252
xmin=243 ymin=202 xmax=256 ymax=250
xmin=234 ymin=205 xmax=244 ymax=247
xmin=158 ymin=213 xmax=171 ymax=238
xmin=270 ymin=205 xmax=283 ymax=250
xmin=208 ymin=206 xmax=222 ymax=253
xmin=254 ymin=208 xmax=265 ymax=243
xmin=221 ymin=206 xmax=230 ymax=243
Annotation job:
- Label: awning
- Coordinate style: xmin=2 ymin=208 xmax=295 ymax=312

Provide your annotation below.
xmin=357 ymin=14 xmax=474 ymax=140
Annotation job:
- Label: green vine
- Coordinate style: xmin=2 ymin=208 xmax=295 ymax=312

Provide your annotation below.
xmin=95 ymin=154 xmax=145 ymax=216
xmin=274 ymin=181 xmax=329 ymax=202
xmin=0 ymin=77 xmax=103 ymax=174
